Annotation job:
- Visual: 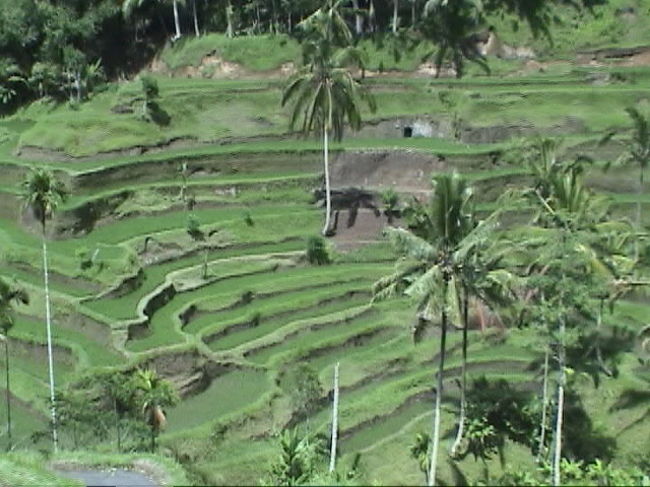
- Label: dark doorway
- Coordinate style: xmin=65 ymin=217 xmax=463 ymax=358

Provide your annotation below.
xmin=403 ymin=126 xmax=413 ymax=138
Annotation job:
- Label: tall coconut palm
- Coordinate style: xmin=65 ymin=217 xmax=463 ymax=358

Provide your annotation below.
xmin=399 ymin=176 xmax=515 ymax=460
xmin=0 ymin=278 xmax=28 ymax=452
xmin=622 ymin=107 xmax=650 ymax=261
xmin=282 ymin=0 xmax=376 ymax=236
xmin=374 ymin=173 xmax=475 ymax=486
xmin=22 ymin=168 xmax=67 ymax=452
xmin=517 ymin=140 xmax=633 ymax=485
xmin=392 ymin=0 xmax=399 ymax=33
xmin=132 ymin=369 xmax=178 ymax=452
xmin=171 ymin=0 xmax=183 ymax=40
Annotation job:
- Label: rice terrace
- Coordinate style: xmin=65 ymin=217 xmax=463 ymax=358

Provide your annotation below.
xmin=1 ymin=0 xmax=650 ymax=485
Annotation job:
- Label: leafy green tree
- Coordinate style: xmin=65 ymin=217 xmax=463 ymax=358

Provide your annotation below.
xmin=0 ymin=60 xmax=26 ymax=107
xmin=131 ymin=368 xmax=178 ymax=452
xmin=140 ymin=74 xmax=160 ymax=121
xmin=22 ymin=168 xmax=67 ymax=452
xmin=28 ymin=62 xmax=60 ymax=99
xmin=306 ymin=235 xmax=331 ymax=265
xmin=280 ymin=363 xmax=323 ymax=420
xmin=186 ymin=214 xmax=209 ymax=279
xmin=514 ymin=139 xmax=634 ymax=485
xmin=0 ymin=278 xmax=28 ymax=451
xmin=410 ymin=432 xmax=431 ymax=485
xmin=380 ymin=188 xmax=400 ymax=224
xmin=269 ymin=428 xmax=326 ymax=486
xmin=282 ymin=0 xmax=376 ymax=236
xmin=56 ymin=388 xmax=99 ymax=450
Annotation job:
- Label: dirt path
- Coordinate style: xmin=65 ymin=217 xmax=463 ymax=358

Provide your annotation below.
xmin=54 ymin=469 xmax=158 ymax=487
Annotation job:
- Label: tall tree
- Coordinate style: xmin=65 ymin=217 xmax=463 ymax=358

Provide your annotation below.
xmin=282 ymin=0 xmax=376 ymax=235
xmin=171 ymin=0 xmax=183 ymax=40
xmin=401 ymin=179 xmax=515 ymax=459
xmin=619 ymin=107 xmax=649 ymax=261
xmin=191 ymin=0 xmax=200 ymax=36
xmin=22 ymin=168 xmax=67 ymax=452
xmin=392 ymin=0 xmax=399 ymax=33
xmin=0 ymin=278 xmax=28 ymax=452
xmin=515 ymin=139 xmax=631 ymax=485
xmin=374 ymin=173 xmax=476 ymax=486
xmin=328 ymin=361 xmax=339 ymax=473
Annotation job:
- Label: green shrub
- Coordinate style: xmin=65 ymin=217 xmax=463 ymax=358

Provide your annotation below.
xmin=306 ymin=236 xmax=330 ymax=265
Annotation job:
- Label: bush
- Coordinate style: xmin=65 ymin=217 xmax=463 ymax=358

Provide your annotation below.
xmin=306 ymin=236 xmax=330 ymax=265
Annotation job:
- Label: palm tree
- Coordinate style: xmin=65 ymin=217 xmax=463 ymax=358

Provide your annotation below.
xmin=421 ymin=0 xmax=488 ymax=78
xmin=392 ymin=0 xmax=400 ymax=33
xmin=399 ymin=177 xmax=515 ymax=460
xmin=0 ymin=278 xmax=28 ymax=452
xmin=516 ymin=139 xmax=635 ymax=485
xmin=22 ymin=168 xmax=67 ymax=452
xmin=171 ymin=0 xmax=184 ymax=40
xmin=621 ymin=107 xmax=649 ymax=261
xmin=374 ymin=173 xmax=475 ymax=486
xmin=410 ymin=432 xmax=431 ymax=484
xmin=132 ymin=369 xmax=178 ymax=452
xmin=282 ymin=0 xmax=376 ymax=236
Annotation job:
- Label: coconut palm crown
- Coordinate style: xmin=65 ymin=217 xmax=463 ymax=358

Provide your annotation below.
xmin=22 ymin=168 xmax=67 ymax=232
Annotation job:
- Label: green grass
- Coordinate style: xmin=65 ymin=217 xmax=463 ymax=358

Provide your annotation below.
xmin=12 ymin=316 xmax=120 ymax=368
xmin=0 ymin=400 xmax=48 ymax=452
xmin=164 ymin=368 xmax=270 ymax=433
xmin=8 ymin=66 xmax=647 ymax=158
xmin=207 ymin=293 xmax=373 ymax=351
xmin=0 ymin=452 xmax=82 ymax=487
xmin=245 ymin=308 xmax=384 ymax=365
xmin=127 ymin=263 xmax=386 ymax=352
xmin=161 ymin=33 xmax=301 ymax=71
xmin=84 ymin=240 xmax=304 ymax=322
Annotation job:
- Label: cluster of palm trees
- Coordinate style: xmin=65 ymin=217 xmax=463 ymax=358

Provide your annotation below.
xmin=1 ymin=168 xmax=179 ymax=453
xmin=372 ymin=122 xmax=649 ymax=485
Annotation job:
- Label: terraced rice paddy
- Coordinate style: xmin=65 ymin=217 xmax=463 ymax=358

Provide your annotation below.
xmin=1 ymin=63 xmax=649 ymax=484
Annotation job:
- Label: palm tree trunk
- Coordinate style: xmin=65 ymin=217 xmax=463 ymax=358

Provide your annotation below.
xmin=329 ymin=362 xmax=339 ymax=473
xmin=151 ymin=425 xmax=156 ymax=452
xmin=202 ymin=249 xmax=208 ymax=279
xmin=369 ymin=0 xmax=376 ymax=32
xmin=322 ymin=124 xmax=332 ymax=236
xmin=636 ymin=165 xmax=644 ymax=261
xmin=428 ymin=276 xmax=449 ymax=487
xmin=392 ymin=0 xmax=399 ymax=33
xmin=192 ymin=0 xmax=200 ymax=36
xmin=114 ymin=397 xmax=121 ymax=453
xmin=352 ymin=0 xmax=363 ymax=35
xmin=451 ymin=288 xmax=468 ymax=456
xmin=595 ymin=299 xmax=612 ymax=376
xmin=172 ymin=0 xmax=182 ymax=40
xmin=552 ymin=320 xmax=566 ymax=487
xmin=42 ymin=234 xmax=58 ymax=453
xmin=226 ymin=0 xmax=234 ymax=38
xmin=4 ymin=338 xmax=11 ymax=451
xmin=537 ymin=346 xmax=549 ymax=463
